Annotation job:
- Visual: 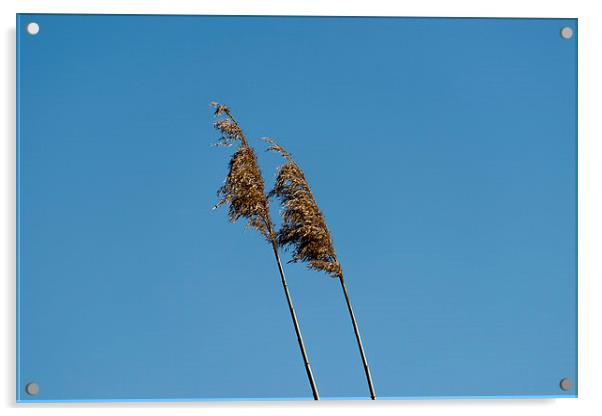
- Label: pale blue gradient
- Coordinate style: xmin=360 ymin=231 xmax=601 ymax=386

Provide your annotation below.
xmin=17 ymin=14 xmax=577 ymax=401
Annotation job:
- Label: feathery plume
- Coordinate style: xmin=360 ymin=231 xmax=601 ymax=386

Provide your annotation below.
xmin=210 ymin=103 xmax=320 ymax=400
xmin=264 ymin=138 xmax=342 ymax=278
xmin=266 ymin=138 xmax=376 ymax=400
xmin=211 ymin=102 xmax=273 ymax=241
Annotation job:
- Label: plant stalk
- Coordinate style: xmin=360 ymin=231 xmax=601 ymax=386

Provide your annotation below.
xmin=270 ymin=241 xmax=320 ymax=400
xmin=339 ymin=276 xmax=376 ymax=400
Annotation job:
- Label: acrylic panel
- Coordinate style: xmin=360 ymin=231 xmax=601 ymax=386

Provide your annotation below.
xmin=16 ymin=14 xmax=577 ymax=402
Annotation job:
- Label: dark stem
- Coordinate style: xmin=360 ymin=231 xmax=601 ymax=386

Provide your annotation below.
xmin=339 ymin=275 xmax=376 ymax=400
xmin=271 ymin=241 xmax=320 ymax=400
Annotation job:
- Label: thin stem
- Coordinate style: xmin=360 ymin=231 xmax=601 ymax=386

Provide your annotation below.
xmin=271 ymin=241 xmax=320 ymax=400
xmin=339 ymin=276 xmax=376 ymax=400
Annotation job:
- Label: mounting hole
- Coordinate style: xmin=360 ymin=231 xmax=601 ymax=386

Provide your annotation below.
xmin=26 ymin=22 xmax=40 ymax=36
xmin=560 ymin=26 xmax=573 ymax=39
xmin=559 ymin=378 xmax=572 ymax=391
xmin=25 ymin=382 xmax=39 ymax=396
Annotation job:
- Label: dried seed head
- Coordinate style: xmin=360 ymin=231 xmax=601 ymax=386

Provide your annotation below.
xmin=211 ymin=103 xmax=273 ymax=241
xmin=211 ymin=102 xmax=247 ymax=148
xmin=265 ymin=138 xmax=342 ymax=278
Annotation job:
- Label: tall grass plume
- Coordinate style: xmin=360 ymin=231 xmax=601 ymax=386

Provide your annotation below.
xmin=266 ymin=138 xmax=376 ymax=400
xmin=211 ymin=102 xmax=272 ymax=241
xmin=210 ymin=103 xmax=319 ymax=400
xmin=264 ymin=138 xmax=342 ymax=278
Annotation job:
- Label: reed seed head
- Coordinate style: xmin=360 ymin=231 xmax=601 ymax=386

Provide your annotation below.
xmin=265 ymin=138 xmax=343 ymax=278
xmin=211 ymin=102 xmax=273 ymax=241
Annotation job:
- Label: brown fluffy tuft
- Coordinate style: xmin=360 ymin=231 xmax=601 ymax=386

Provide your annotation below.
xmin=265 ymin=138 xmax=342 ymax=278
xmin=211 ymin=102 xmax=273 ymax=241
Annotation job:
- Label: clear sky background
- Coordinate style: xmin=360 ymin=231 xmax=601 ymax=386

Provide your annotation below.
xmin=17 ymin=15 xmax=576 ymax=401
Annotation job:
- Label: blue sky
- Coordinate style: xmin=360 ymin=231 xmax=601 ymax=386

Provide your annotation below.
xmin=18 ymin=15 xmax=577 ymax=401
